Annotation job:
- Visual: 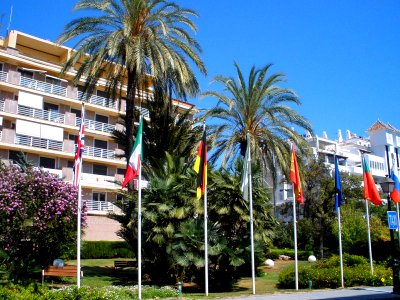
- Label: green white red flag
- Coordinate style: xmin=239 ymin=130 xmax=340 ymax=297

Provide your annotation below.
xmin=122 ymin=116 xmax=143 ymax=189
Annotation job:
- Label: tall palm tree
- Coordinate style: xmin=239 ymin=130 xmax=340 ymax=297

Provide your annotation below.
xmin=57 ymin=0 xmax=206 ymax=164
xmin=202 ymin=62 xmax=312 ymax=186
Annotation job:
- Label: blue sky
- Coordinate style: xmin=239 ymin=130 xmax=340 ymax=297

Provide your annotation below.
xmin=2 ymin=0 xmax=400 ymax=140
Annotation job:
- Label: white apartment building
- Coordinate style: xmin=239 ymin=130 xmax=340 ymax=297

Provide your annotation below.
xmin=0 ymin=30 xmax=194 ymax=241
xmin=275 ymin=120 xmax=400 ymax=208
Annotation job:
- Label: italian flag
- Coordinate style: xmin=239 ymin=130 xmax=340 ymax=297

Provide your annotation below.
xmin=122 ymin=116 xmax=143 ymax=189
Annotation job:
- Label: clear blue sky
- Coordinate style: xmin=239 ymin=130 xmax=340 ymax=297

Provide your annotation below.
xmin=2 ymin=0 xmax=400 ymax=140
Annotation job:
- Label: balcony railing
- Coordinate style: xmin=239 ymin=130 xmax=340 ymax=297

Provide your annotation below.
xmin=0 ymin=100 xmax=4 ymax=112
xmin=75 ymin=117 xmax=114 ymax=133
xmin=20 ymin=76 xmax=67 ymax=97
xmin=77 ymin=91 xmax=117 ymax=109
xmin=0 ymin=71 xmax=8 ymax=82
xmin=18 ymin=105 xmax=65 ymax=124
xmin=15 ymin=134 xmax=63 ymax=151
xmin=84 ymin=145 xmax=115 ymax=159
xmin=84 ymin=200 xmax=115 ymax=212
xmin=0 ymin=131 xmax=2 ymax=142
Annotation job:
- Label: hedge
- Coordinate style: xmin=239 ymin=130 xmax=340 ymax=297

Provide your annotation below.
xmin=81 ymin=241 xmax=134 ymax=259
xmin=277 ymin=254 xmax=392 ymax=289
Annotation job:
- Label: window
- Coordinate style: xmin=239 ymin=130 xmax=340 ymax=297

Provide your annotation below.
xmin=0 ymin=63 xmax=3 ymax=71
xmin=40 ymin=157 xmax=56 ymax=169
xmin=95 ymin=114 xmax=108 ymax=124
xmin=18 ymin=68 xmax=34 ymax=79
xmin=44 ymin=102 xmax=58 ymax=112
xmin=117 ymin=168 xmax=125 ymax=175
xmin=92 ymin=192 xmax=106 ymax=202
xmin=93 ymin=164 xmax=107 ymax=175
xmin=94 ymin=139 xmax=107 ymax=149
xmin=67 ymin=160 xmax=74 ymax=168
xmin=9 ymin=150 xmax=25 ymax=164
xmin=96 ymin=90 xmax=108 ymax=98
xmin=69 ymin=134 xmax=78 ymax=143
xmin=45 ymin=76 xmax=61 ymax=86
xmin=71 ymin=108 xmax=81 ymax=118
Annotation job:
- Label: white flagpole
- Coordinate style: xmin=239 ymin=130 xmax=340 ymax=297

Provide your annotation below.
xmin=397 ymin=203 xmax=400 ymax=248
xmin=138 ymin=123 xmax=143 ymax=300
xmin=365 ymin=200 xmax=374 ymax=275
xmin=77 ymin=165 xmax=82 ymax=288
xmin=337 ymin=206 xmax=344 ymax=288
xmin=204 ymin=187 xmax=209 ymax=296
xmin=248 ymin=144 xmax=256 ymax=295
xmin=292 ymin=187 xmax=299 ymax=291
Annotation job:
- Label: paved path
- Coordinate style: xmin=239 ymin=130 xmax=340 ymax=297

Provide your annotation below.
xmin=220 ymin=287 xmax=400 ymax=300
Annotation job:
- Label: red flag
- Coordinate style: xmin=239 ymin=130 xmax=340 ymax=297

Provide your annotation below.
xmin=362 ymin=157 xmax=382 ymax=206
xmin=290 ymin=146 xmax=303 ymax=204
xmin=193 ymin=128 xmax=207 ymax=200
xmin=73 ymin=103 xmax=85 ymax=187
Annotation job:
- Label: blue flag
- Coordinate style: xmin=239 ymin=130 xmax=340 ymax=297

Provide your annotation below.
xmin=334 ymin=155 xmax=343 ymax=211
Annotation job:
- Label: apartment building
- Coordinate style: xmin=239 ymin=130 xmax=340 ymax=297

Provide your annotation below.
xmin=0 ymin=30 xmax=194 ymax=241
xmin=275 ymin=120 xmax=400 ymax=211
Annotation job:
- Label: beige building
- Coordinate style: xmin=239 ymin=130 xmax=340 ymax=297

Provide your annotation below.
xmin=0 ymin=30 xmax=194 ymax=241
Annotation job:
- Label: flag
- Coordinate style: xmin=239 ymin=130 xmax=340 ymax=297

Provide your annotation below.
xmin=240 ymin=134 xmax=251 ymax=201
xmin=362 ymin=156 xmax=382 ymax=206
xmin=334 ymin=155 xmax=343 ymax=211
xmin=122 ymin=116 xmax=143 ymax=189
xmin=73 ymin=103 xmax=85 ymax=187
xmin=194 ymin=127 xmax=207 ymax=200
xmin=390 ymin=170 xmax=400 ymax=203
xmin=290 ymin=146 xmax=304 ymax=204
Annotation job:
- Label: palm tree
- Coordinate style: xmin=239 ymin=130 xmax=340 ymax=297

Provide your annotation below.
xmin=202 ymin=62 xmax=312 ymax=187
xmin=57 ymin=0 xmax=206 ymax=164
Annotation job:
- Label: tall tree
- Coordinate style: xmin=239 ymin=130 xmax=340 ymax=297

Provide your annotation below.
xmin=57 ymin=0 xmax=206 ymax=165
xmin=202 ymin=62 xmax=312 ymax=186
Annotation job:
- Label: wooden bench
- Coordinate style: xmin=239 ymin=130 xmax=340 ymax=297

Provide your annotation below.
xmin=114 ymin=260 xmax=137 ymax=269
xmin=42 ymin=265 xmax=83 ymax=285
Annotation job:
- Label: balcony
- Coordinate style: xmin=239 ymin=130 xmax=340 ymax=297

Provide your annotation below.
xmin=84 ymin=200 xmax=115 ymax=212
xmin=84 ymin=145 xmax=115 ymax=160
xmin=0 ymin=99 xmax=4 ymax=112
xmin=77 ymin=91 xmax=117 ymax=109
xmin=0 ymin=71 xmax=8 ymax=82
xmin=76 ymin=117 xmax=114 ymax=133
xmin=17 ymin=105 xmax=65 ymax=124
xmin=15 ymin=134 xmax=63 ymax=151
xmin=19 ymin=76 xmax=67 ymax=97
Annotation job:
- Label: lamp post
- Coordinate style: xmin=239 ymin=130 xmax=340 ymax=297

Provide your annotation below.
xmin=380 ymin=176 xmax=400 ymax=294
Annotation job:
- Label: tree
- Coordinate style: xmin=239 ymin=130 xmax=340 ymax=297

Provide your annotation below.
xmin=202 ymin=62 xmax=312 ymax=186
xmin=0 ymin=163 xmax=85 ymax=281
xmin=57 ymin=0 xmax=206 ymax=167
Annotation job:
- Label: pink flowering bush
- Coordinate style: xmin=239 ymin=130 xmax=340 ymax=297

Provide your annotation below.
xmin=0 ymin=163 xmax=86 ymax=281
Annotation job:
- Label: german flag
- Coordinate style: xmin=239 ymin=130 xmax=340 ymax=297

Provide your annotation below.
xmin=194 ymin=128 xmax=207 ymax=200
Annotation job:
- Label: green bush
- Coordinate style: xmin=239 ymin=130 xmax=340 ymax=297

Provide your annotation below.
xmin=267 ymin=248 xmax=312 ymax=261
xmin=0 ymin=284 xmax=178 ymax=299
xmin=277 ymin=254 xmax=392 ymax=289
xmin=81 ymin=241 xmax=134 ymax=259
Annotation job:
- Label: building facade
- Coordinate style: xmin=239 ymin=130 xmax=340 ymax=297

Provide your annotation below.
xmin=0 ymin=30 xmax=194 ymax=241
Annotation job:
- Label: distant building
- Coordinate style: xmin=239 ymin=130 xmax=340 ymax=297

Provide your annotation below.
xmin=0 ymin=31 xmax=194 ymax=241
xmin=275 ymin=120 xmax=400 ymax=216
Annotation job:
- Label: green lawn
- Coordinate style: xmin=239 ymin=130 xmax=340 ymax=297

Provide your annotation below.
xmin=61 ymin=258 xmax=308 ymax=297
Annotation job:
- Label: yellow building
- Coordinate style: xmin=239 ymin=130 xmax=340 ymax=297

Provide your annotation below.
xmin=0 ymin=30 xmax=194 ymax=241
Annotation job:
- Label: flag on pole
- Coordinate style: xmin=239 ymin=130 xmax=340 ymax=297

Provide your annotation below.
xmin=73 ymin=103 xmax=85 ymax=187
xmin=194 ymin=127 xmax=207 ymax=200
xmin=290 ymin=146 xmax=304 ymax=204
xmin=122 ymin=116 xmax=143 ymax=189
xmin=240 ymin=135 xmax=251 ymax=201
xmin=334 ymin=156 xmax=343 ymax=211
xmin=390 ymin=170 xmax=400 ymax=203
xmin=362 ymin=156 xmax=382 ymax=206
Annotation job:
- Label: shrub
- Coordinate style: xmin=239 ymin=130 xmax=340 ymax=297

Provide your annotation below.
xmin=81 ymin=241 xmax=134 ymax=259
xmin=0 ymin=164 xmax=87 ymax=281
xmin=277 ymin=254 xmax=392 ymax=289
xmin=0 ymin=284 xmax=178 ymax=299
